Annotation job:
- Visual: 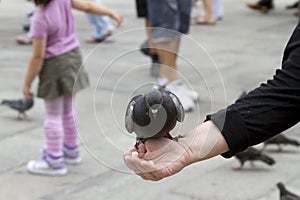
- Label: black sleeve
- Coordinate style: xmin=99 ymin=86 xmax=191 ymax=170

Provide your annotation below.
xmin=206 ymin=22 xmax=300 ymax=158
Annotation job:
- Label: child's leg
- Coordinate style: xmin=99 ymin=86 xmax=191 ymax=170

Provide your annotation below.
xmin=44 ymin=96 xmax=64 ymax=157
xmin=62 ymin=94 xmax=81 ymax=164
xmin=27 ymin=97 xmax=66 ymax=175
xmin=62 ymin=94 xmax=78 ymax=148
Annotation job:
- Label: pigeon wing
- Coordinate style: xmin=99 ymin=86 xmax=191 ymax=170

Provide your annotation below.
xmin=24 ymin=98 xmax=34 ymax=111
xmin=4 ymin=99 xmax=23 ymax=112
xmin=125 ymin=94 xmax=143 ymax=133
xmin=165 ymin=91 xmax=185 ymax=122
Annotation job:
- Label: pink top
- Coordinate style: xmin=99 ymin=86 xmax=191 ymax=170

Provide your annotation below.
xmin=31 ymin=0 xmax=80 ymax=59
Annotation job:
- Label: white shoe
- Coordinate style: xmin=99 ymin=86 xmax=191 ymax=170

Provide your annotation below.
xmin=166 ymin=81 xmax=196 ymax=112
xmin=167 ymin=80 xmax=199 ymax=102
xmin=27 ymin=159 xmax=67 ymax=176
xmin=64 ymin=157 xmax=82 ymax=165
xmin=63 ymin=145 xmax=82 ymax=165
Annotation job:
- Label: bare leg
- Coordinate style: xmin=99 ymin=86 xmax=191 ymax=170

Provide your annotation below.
xmin=201 ymin=0 xmax=216 ymax=24
xmin=155 ymin=37 xmax=180 ymax=83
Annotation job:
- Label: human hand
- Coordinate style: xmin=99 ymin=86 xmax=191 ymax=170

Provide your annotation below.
xmin=124 ymin=121 xmax=230 ymax=181
xmin=123 ymin=137 xmax=192 ymax=181
xmin=22 ymin=84 xmax=33 ymax=99
xmin=110 ymin=11 xmax=123 ymax=27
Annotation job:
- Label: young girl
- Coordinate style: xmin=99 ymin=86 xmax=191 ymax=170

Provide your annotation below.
xmin=23 ymin=0 xmax=122 ymax=176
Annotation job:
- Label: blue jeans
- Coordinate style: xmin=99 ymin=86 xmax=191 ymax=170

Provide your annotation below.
xmin=147 ymin=0 xmax=192 ymax=43
xmin=86 ymin=0 xmax=114 ymax=39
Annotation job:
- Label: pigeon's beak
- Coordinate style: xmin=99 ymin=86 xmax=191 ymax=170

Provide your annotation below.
xmin=150 ymin=104 xmax=162 ymax=118
xmin=151 ymin=109 xmax=158 ymax=114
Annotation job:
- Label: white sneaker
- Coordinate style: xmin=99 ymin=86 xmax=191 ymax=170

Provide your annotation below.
xmin=27 ymin=158 xmax=67 ymax=176
xmin=166 ymin=81 xmax=196 ymax=112
xmin=63 ymin=144 xmax=82 ymax=165
xmin=167 ymin=80 xmax=199 ymax=102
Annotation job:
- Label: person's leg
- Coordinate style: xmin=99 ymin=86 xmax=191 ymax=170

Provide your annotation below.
xmin=27 ymin=96 xmax=67 ymax=175
xmin=44 ymin=97 xmax=64 ymax=156
xmin=62 ymin=94 xmax=78 ymax=148
xmin=85 ymin=0 xmax=114 ymax=42
xmin=148 ymin=0 xmax=196 ymax=111
xmin=86 ymin=12 xmax=103 ymax=38
xmin=212 ymin=0 xmax=223 ymax=20
xmin=62 ymin=94 xmax=82 ymax=164
xmin=96 ymin=15 xmax=114 ymax=35
xmin=156 ymin=37 xmax=180 ymax=83
xmin=201 ymin=0 xmax=216 ymax=24
xmin=246 ymin=0 xmax=273 ymax=14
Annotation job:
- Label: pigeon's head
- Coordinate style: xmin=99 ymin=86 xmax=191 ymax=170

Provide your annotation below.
xmin=277 ymin=182 xmax=286 ymax=191
xmin=145 ymin=88 xmax=163 ymax=115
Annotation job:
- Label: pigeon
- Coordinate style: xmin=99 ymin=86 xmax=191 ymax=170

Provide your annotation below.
xmin=125 ymin=87 xmax=184 ymax=148
xmin=1 ymin=98 xmax=34 ymax=119
xmin=234 ymin=147 xmax=275 ymax=170
xmin=262 ymin=134 xmax=300 ymax=152
xmin=277 ymin=182 xmax=300 ymax=200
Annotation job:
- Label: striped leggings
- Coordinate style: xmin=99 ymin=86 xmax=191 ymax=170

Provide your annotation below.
xmin=44 ymin=94 xmax=78 ymax=157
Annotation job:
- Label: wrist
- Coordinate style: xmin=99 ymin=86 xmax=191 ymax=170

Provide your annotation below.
xmin=24 ymin=77 xmax=32 ymax=87
xmin=178 ymin=121 xmax=229 ymax=164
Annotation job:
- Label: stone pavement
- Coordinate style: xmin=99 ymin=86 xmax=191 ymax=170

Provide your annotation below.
xmin=0 ymin=0 xmax=300 ymax=199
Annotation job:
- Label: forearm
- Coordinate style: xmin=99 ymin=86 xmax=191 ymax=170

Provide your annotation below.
xmin=81 ymin=1 xmax=117 ymax=16
xmin=180 ymin=120 xmax=229 ymax=165
xmin=24 ymin=57 xmax=43 ymax=87
xmin=72 ymin=0 xmax=122 ymax=25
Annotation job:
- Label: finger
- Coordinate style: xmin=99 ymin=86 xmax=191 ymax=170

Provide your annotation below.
xmin=124 ymin=148 xmax=137 ymax=157
xmin=136 ymin=142 xmax=146 ymax=157
xmin=124 ymin=150 xmax=167 ymax=181
xmin=139 ymin=160 xmax=165 ymax=181
xmin=131 ymin=156 xmax=157 ymax=180
xmin=124 ymin=150 xmax=151 ymax=173
xmin=124 ymin=154 xmax=141 ymax=173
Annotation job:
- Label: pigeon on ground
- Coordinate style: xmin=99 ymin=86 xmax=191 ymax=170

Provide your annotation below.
xmin=234 ymin=147 xmax=275 ymax=170
xmin=277 ymin=182 xmax=300 ymax=200
xmin=125 ymin=87 xmax=184 ymax=148
xmin=262 ymin=134 xmax=300 ymax=152
xmin=1 ymin=98 xmax=34 ymax=119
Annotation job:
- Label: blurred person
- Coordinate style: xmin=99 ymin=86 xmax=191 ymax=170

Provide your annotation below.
xmin=286 ymin=1 xmax=299 ymax=16
xmin=191 ymin=0 xmax=223 ymax=25
xmin=23 ymin=0 xmax=122 ymax=176
xmin=246 ymin=0 xmax=273 ymax=14
xmin=246 ymin=0 xmax=300 ymax=15
xmin=147 ymin=0 xmax=199 ymax=112
xmin=16 ymin=11 xmax=34 ymax=45
xmin=136 ymin=0 xmax=161 ymax=78
xmin=85 ymin=0 xmax=115 ymax=43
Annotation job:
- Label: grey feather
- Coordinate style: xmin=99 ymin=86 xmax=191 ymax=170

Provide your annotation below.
xmin=125 ymin=94 xmax=142 ymax=133
xmin=168 ymin=91 xmax=184 ymax=122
